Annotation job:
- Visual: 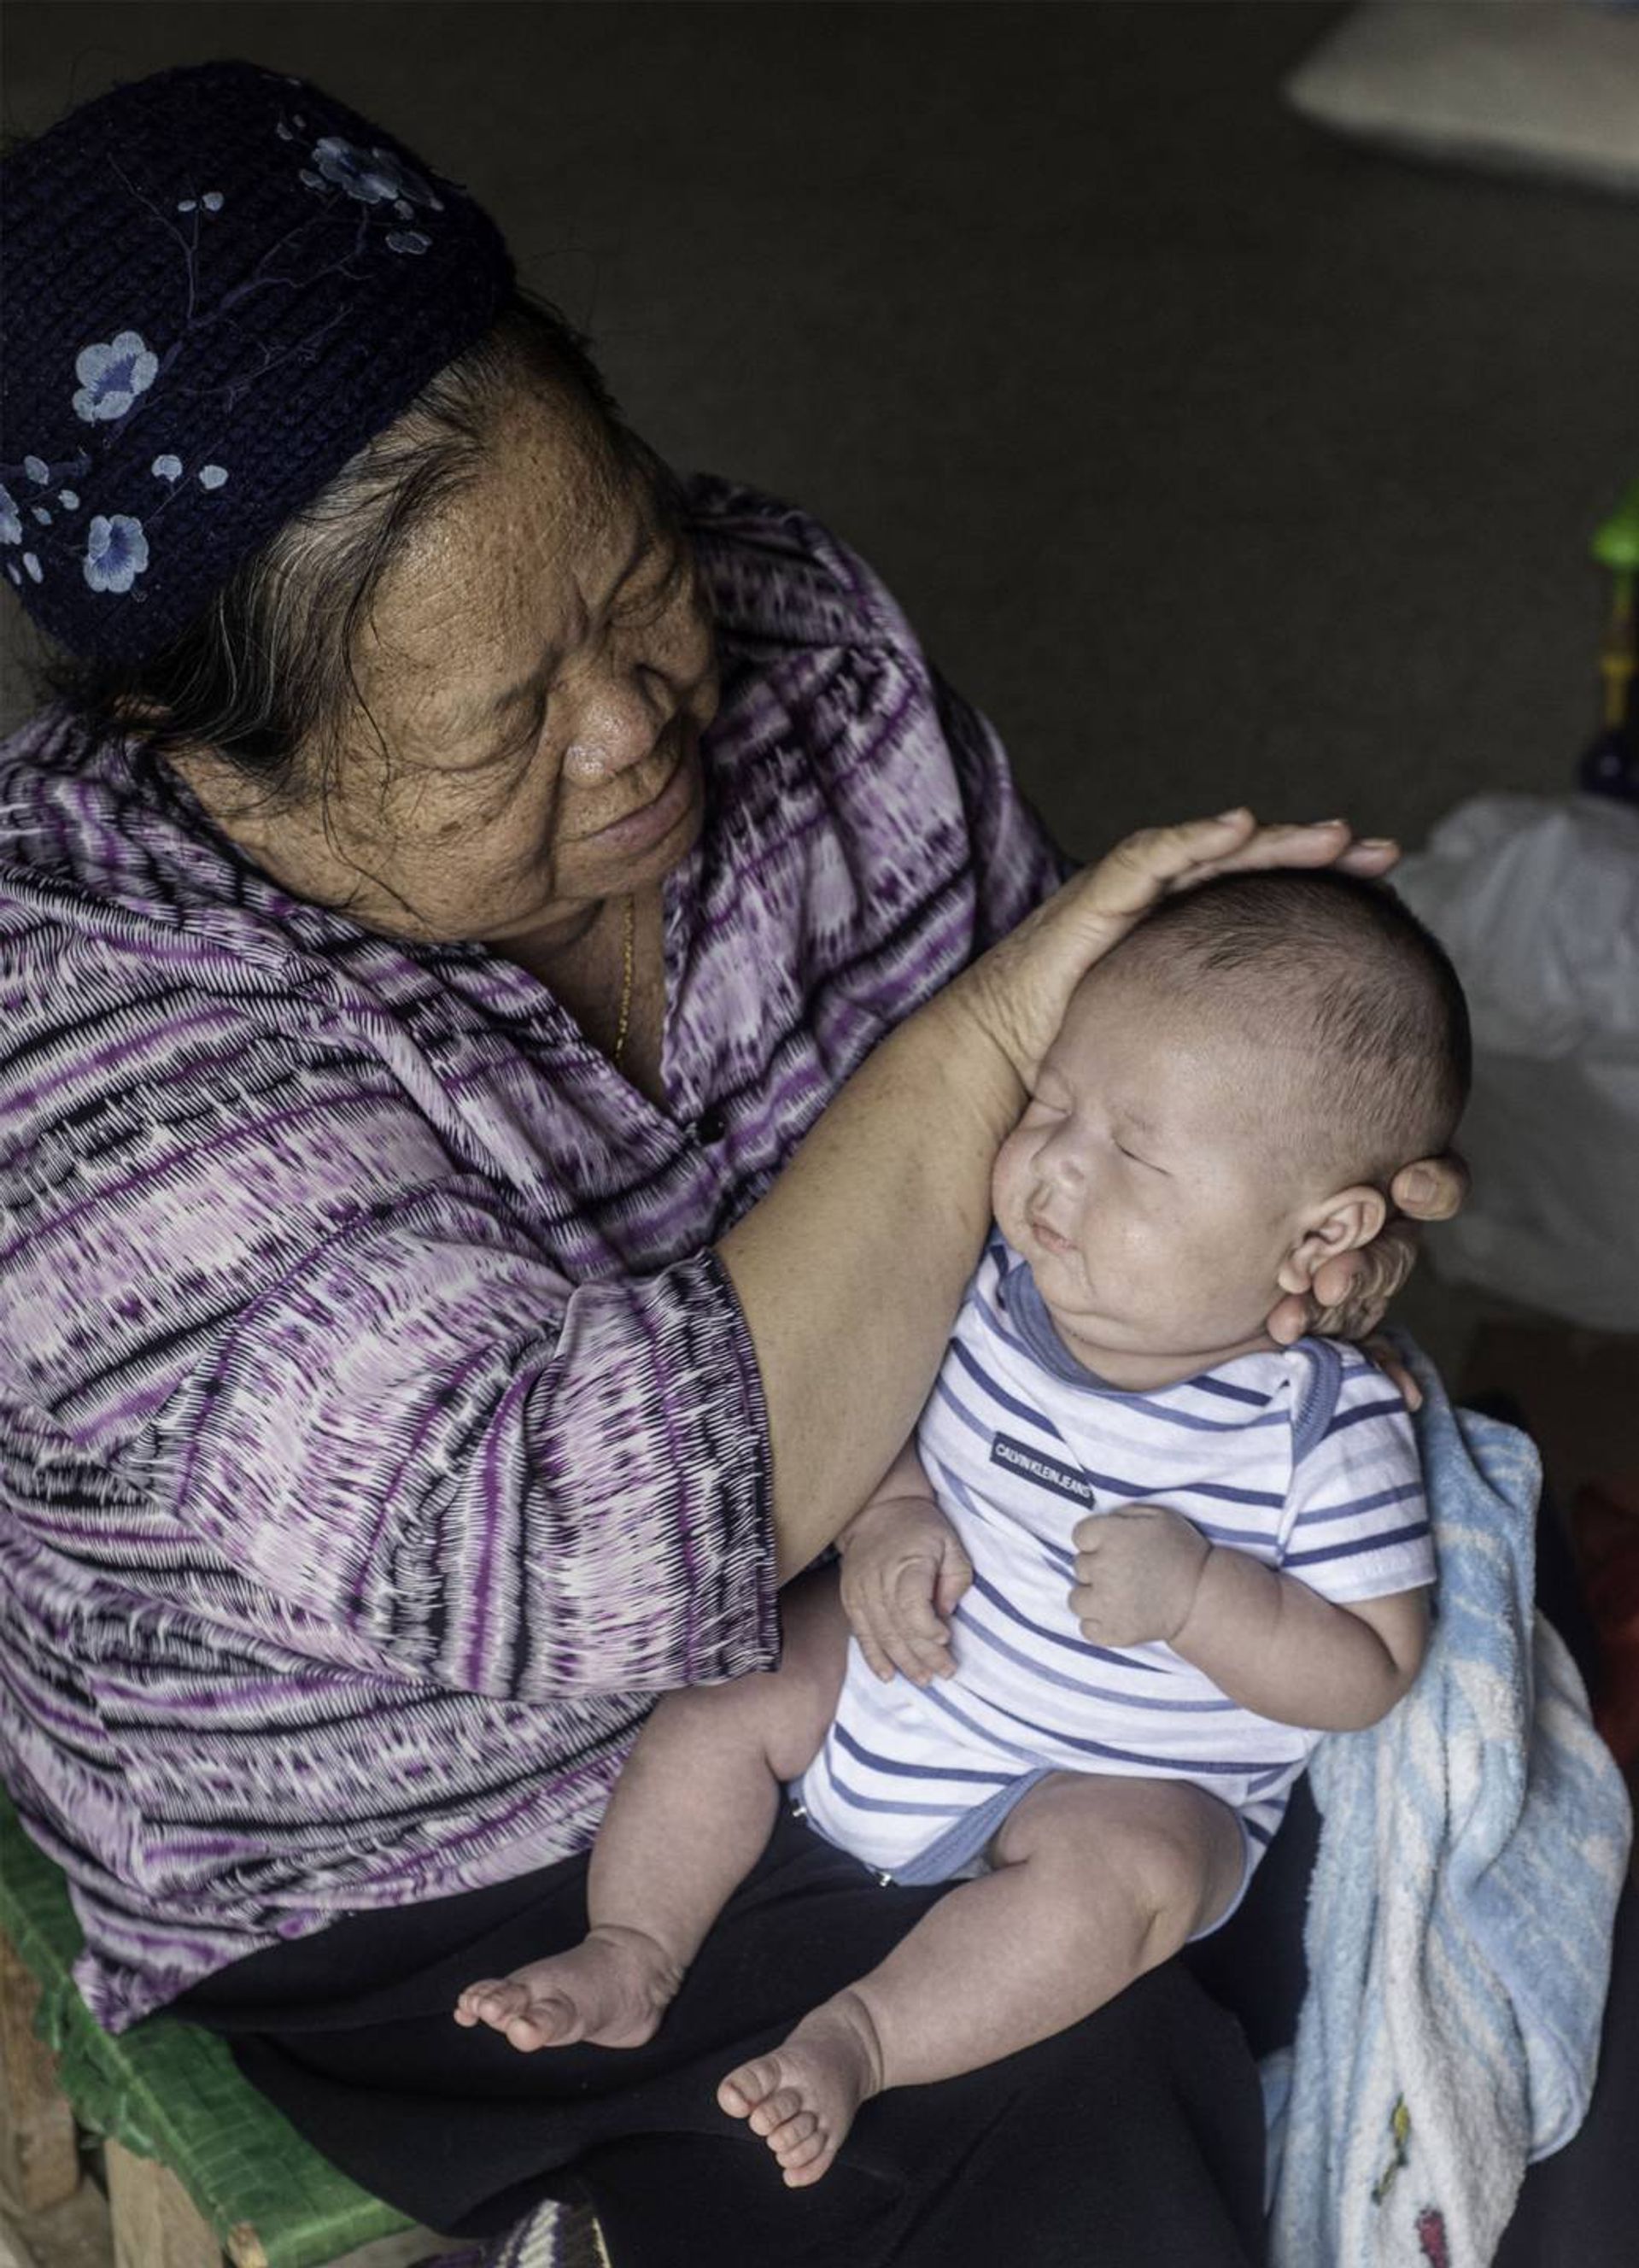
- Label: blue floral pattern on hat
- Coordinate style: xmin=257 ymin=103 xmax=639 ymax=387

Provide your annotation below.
xmin=73 ymin=332 xmax=161 ymax=425
xmin=2 ymin=61 xmax=512 ymax=654
xmin=308 ymin=134 xmax=442 ymax=212
xmin=84 ymin=514 xmax=149 ymax=594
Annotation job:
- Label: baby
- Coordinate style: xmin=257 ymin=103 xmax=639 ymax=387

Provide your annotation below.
xmin=456 ymin=868 xmax=1468 ymax=2188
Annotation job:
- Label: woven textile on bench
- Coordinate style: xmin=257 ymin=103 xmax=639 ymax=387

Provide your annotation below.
xmin=0 ymin=1784 xmax=414 ymax=2267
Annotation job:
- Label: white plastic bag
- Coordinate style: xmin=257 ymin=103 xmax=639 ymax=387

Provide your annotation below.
xmin=1393 ymin=793 xmax=1639 ymax=1331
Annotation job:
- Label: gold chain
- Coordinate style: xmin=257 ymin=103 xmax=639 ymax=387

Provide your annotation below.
xmin=612 ymin=894 xmax=636 ymax=1068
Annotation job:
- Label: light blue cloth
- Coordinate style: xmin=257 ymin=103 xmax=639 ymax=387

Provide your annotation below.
xmin=1266 ymin=1338 xmax=1632 ymax=2266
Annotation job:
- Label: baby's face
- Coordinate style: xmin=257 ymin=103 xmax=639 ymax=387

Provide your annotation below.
xmin=990 ymin=967 xmax=1326 ymax=1378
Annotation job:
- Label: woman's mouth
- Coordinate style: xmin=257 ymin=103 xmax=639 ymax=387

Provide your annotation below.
xmin=577 ymin=741 xmax=698 ymax=856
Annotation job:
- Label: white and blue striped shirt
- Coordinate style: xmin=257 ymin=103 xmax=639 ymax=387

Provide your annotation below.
xmin=798 ymin=1235 xmax=1436 ymax=1888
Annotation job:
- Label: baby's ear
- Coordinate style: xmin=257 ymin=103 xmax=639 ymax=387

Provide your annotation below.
xmin=1275 ymin=1187 xmax=1390 ymax=1297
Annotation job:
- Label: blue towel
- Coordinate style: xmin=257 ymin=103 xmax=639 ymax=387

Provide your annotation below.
xmin=1267 ymin=1339 xmax=1632 ymax=2266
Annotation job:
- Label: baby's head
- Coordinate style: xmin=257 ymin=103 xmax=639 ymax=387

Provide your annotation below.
xmin=990 ymin=870 xmax=1470 ymax=1385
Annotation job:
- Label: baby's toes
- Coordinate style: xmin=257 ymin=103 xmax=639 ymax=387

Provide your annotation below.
xmin=717 ymin=2054 xmax=781 ymax=2119
xmin=457 ymin=1980 xmax=524 ymax=2030
xmin=781 ymin=2130 xmax=837 ymax=2188
xmin=769 ymin=2107 xmax=818 ymax=2160
xmin=748 ymin=2083 xmax=805 ymax=2140
xmin=504 ymin=1995 xmax=574 ymax=2051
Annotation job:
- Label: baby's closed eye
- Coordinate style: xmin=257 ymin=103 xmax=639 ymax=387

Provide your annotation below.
xmin=1113 ymin=1135 xmax=1168 ymax=1175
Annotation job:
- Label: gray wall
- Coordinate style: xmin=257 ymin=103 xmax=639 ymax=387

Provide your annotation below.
xmin=6 ymin=1 xmax=1638 ymax=857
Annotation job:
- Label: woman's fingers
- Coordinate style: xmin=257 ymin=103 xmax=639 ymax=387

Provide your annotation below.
xmin=1390 ymin=1152 xmax=1468 ymax=1223
xmin=1267 ymin=1217 xmax=1425 ymax=1347
xmin=1337 ymin=837 xmax=1400 ymax=877
xmin=968 ymin=813 xmax=1380 ymax=1082
xmin=1073 ymin=810 xmax=1261 ymax=924
xmin=1267 ymin=1156 xmax=1462 ymax=1345
xmin=1300 ymin=1222 xmax=1419 ymax=1343
xmin=1361 ymin=1333 xmax=1423 ymax=1411
xmin=1163 ymin=821 xmax=1394 ymax=894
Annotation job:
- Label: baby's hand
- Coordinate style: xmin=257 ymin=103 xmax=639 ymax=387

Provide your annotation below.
xmin=839 ymin=1494 xmax=975 ymax=1685
xmin=1069 ymin=1505 xmax=1211 ymax=1649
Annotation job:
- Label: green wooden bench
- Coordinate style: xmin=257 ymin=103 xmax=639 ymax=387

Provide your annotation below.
xmin=0 ymin=1786 xmax=596 ymax=2266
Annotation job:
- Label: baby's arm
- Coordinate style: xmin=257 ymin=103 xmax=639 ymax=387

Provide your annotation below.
xmin=1070 ymin=1507 xmax=1427 ymax=1732
xmin=837 ymin=1440 xmax=975 ymax=1685
xmin=1171 ymin=1542 xmax=1426 ymax=1730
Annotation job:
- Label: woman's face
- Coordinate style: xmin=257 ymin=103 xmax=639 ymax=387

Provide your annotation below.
xmin=231 ymin=378 xmax=719 ymax=948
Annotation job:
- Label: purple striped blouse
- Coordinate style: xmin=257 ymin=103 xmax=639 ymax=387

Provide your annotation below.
xmin=0 ymin=478 xmax=1064 ymax=2031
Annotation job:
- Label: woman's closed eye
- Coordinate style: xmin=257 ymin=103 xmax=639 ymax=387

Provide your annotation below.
xmin=612 ymin=543 xmax=693 ymax=632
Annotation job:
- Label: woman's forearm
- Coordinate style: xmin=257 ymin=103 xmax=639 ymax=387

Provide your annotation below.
xmin=717 ymin=982 xmax=1019 ymax=1579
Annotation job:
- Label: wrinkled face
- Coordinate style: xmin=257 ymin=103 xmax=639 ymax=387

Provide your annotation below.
xmin=990 ymin=967 xmax=1325 ymax=1371
xmin=274 ymin=380 xmax=719 ymax=946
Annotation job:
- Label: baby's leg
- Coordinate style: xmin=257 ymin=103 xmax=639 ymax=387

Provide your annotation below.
xmin=718 ymin=1771 xmax=1244 ymax=2186
xmin=456 ymin=1569 xmax=851 ymax=2052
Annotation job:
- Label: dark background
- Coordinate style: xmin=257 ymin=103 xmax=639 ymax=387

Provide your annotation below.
xmin=5 ymin=0 xmax=1638 ymax=856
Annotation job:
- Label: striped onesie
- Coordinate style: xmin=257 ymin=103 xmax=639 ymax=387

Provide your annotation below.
xmin=797 ymin=1234 xmax=1436 ymax=1921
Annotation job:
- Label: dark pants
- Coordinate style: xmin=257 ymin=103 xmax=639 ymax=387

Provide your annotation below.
xmin=177 ymin=1808 xmax=1268 ymax=2265
xmin=175 ymin=1464 xmax=1636 ymax=2265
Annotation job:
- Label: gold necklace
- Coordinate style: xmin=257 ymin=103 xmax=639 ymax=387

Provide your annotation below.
xmin=612 ymin=894 xmax=636 ymax=1068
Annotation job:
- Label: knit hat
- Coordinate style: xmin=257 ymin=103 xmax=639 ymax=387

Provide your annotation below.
xmin=0 ymin=60 xmax=514 ymax=664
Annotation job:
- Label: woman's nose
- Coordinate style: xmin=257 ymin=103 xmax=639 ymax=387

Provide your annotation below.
xmin=561 ymin=674 xmax=668 ymax=784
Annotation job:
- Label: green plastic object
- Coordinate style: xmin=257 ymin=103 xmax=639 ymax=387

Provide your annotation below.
xmin=0 ymin=1785 xmax=413 ymax=2268
xmin=1592 ymin=477 xmax=1639 ymax=573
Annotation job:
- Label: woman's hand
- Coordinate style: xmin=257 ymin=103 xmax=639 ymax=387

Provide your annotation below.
xmin=1265 ymin=1152 xmax=1469 ymax=1374
xmin=838 ymin=1494 xmax=975 ymax=1686
xmin=958 ymin=812 xmax=1400 ymax=1088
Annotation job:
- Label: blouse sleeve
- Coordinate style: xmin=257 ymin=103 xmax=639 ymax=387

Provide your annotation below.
xmin=686 ymin=474 xmax=1072 ymax=959
xmin=17 ymin=976 xmax=779 ymax=1706
xmin=931 ymin=665 xmax=1076 ymax=950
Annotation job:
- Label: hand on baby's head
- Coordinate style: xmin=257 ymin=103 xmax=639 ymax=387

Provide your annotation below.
xmin=990 ymin=870 xmax=1469 ymax=1386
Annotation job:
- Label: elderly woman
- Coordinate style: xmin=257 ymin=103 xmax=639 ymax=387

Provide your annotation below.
xmin=0 ymin=63 xmax=1467 ymax=2266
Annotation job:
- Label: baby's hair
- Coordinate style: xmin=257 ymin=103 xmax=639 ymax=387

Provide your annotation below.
xmin=1103 ymin=869 xmax=1470 ymax=1186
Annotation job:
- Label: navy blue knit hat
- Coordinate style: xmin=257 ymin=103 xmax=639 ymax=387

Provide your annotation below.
xmin=0 ymin=61 xmax=514 ymax=664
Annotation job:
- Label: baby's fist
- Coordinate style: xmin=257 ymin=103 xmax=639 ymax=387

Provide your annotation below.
xmin=1069 ymin=1504 xmax=1210 ymax=1649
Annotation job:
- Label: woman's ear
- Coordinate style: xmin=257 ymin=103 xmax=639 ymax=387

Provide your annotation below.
xmin=1275 ymin=1187 xmax=1390 ymax=1298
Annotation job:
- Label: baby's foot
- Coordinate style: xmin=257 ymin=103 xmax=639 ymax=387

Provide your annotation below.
xmin=454 ymin=1923 xmax=682 ymax=2052
xmin=717 ymin=1989 xmax=886 ymax=2187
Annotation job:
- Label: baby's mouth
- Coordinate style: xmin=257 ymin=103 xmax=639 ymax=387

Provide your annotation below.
xmin=1027 ymin=1212 xmax=1076 ymax=1259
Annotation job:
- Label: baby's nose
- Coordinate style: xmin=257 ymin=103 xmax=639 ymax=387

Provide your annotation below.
xmin=1037 ymin=1134 xmax=1088 ymax=1198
